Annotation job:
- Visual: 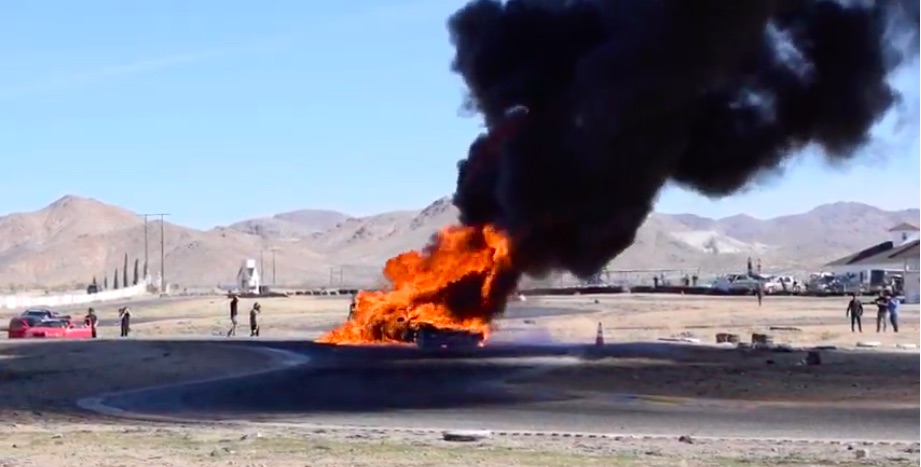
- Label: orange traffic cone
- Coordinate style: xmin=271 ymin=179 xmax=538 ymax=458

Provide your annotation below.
xmin=595 ymin=322 xmax=605 ymax=346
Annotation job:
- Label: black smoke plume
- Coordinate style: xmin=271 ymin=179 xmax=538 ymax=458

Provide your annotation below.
xmin=449 ymin=0 xmax=919 ymax=278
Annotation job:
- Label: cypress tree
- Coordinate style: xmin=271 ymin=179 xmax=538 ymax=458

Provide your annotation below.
xmin=123 ymin=253 xmax=129 ymax=288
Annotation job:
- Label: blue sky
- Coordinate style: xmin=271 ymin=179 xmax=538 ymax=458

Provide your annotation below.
xmin=1 ymin=0 xmax=918 ymax=229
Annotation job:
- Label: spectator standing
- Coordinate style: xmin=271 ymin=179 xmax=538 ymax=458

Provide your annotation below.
xmin=118 ymin=307 xmax=132 ymax=337
xmin=874 ymin=292 xmax=889 ymax=333
xmin=887 ymin=294 xmax=900 ymax=333
xmin=84 ymin=307 xmax=99 ymax=338
xmin=845 ymin=293 xmax=863 ymax=333
xmin=227 ymin=294 xmax=239 ymax=337
xmin=249 ymin=302 xmax=262 ymax=337
xmin=348 ymin=295 xmax=357 ymax=320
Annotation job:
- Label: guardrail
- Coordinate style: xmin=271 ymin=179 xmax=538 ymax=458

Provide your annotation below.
xmin=0 ymin=282 xmax=150 ymax=309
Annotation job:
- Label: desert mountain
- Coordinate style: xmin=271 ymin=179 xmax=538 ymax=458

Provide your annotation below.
xmin=229 ymin=209 xmax=352 ymax=239
xmin=0 ymin=196 xmax=330 ymax=291
xmin=0 ymin=194 xmax=917 ymax=290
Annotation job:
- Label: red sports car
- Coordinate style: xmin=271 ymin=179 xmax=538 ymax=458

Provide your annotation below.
xmin=7 ymin=316 xmax=93 ymax=339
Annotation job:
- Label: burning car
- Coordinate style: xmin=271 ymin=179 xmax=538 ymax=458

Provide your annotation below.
xmin=317 ymin=107 xmax=527 ymax=348
xmin=406 ymin=323 xmax=485 ymax=350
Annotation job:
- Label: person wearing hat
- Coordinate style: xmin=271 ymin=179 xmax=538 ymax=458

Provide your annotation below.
xmin=249 ymin=302 xmax=262 ymax=337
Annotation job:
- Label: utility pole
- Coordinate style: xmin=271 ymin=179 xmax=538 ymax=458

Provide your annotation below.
xmin=269 ymin=247 xmax=281 ymax=286
xmin=260 ymin=250 xmax=265 ymax=287
xmin=140 ymin=213 xmax=168 ymax=282
xmin=156 ymin=214 xmax=170 ymax=293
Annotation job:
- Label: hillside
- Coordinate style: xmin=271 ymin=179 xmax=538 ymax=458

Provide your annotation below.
xmin=0 ymin=194 xmax=917 ymax=290
xmin=229 ymin=209 xmax=352 ymax=240
xmin=0 ymin=196 xmax=331 ymax=291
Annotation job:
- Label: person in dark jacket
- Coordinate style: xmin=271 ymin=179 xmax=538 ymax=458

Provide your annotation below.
xmin=845 ymin=293 xmax=863 ymax=333
xmin=249 ymin=302 xmax=261 ymax=337
xmin=118 ymin=307 xmax=132 ymax=337
xmin=227 ymin=294 xmax=239 ymax=337
xmin=84 ymin=307 xmax=99 ymax=338
xmin=873 ymin=292 xmax=890 ymax=333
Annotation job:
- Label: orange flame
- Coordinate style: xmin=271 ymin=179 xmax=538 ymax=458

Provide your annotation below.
xmin=317 ymin=224 xmax=517 ymax=345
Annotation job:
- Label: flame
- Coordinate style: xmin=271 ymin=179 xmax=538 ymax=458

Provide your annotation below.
xmin=317 ymin=224 xmax=518 ymax=345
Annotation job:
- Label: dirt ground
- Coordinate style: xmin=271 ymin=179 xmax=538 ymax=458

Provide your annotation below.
xmin=2 ymin=424 xmax=918 ymax=467
xmin=60 ymin=293 xmax=920 ymax=348
xmin=522 ymin=294 xmax=920 ymax=348
xmin=0 ymin=293 xmax=917 ymax=466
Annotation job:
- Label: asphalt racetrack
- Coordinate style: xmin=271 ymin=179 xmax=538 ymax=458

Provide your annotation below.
xmin=95 ymin=339 xmax=919 ymax=442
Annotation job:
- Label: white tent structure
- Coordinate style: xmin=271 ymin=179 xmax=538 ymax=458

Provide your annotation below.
xmin=236 ymin=259 xmax=261 ymax=294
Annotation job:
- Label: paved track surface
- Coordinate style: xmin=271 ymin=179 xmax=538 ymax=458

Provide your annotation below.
xmin=99 ymin=340 xmax=920 ymax=442
xmin=30 ymin=296 xmax=202 ymax=328
xmin=54 ymin=295 xmax=197 ymax=313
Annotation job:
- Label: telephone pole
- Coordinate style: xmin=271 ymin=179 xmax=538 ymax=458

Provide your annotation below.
xmin=261 ymin=247 xmax=281 ymax=286
xmin=159 ymin=214 xmax=169 ymax=293
xmin=140 ymin=213 xmax=169 ymax=282
xmin=270 ymin=247 xmax=280 ymax=286
xmin=260 ymin=250 xmax=265 ymax=287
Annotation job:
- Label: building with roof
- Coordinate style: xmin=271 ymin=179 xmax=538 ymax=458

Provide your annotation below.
xmin=824 ymin=223 xmax=920 ymax=302
xmin=236 ymin=259 xmax=261 ymax=294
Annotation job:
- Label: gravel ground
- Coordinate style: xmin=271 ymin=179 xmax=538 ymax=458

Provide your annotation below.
xmin=1 ymin=424 xmax=917 ymax=467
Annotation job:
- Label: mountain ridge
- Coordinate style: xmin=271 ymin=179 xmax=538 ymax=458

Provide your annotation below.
xmin=0 ymin=194 xmax=916 ymax=290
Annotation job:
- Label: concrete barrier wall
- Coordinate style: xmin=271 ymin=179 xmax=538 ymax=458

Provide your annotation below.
xmin=0 ymin=282 xmax=150 ymax=310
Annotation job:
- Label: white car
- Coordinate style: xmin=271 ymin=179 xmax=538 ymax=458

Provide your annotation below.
xmin=763 ymin=276 xmax=804 ymax=293
xmin=712 ymin=274 xmax=763 ymax=292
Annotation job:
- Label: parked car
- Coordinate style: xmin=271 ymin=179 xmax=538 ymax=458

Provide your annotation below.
xmin=20 ymin=308 xmax=72 ymax=322
xmin=7 ymin=316 xmax=93 ymax=339
xmin=762 ymin=275 xmax=805 ymax=294
xmin=712 ymin=274 xmax=764 ymax=292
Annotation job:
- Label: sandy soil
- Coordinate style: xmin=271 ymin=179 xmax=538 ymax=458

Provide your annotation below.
xmin=93 ymin=295 xmax=346 ymax=338
xmin=65 ymin=293 xmax=920 ymax=349
xmin=2 ymin=424 xmax=917 ymax=467
xmin=501 ymin=294 xmax=919 ymax=406
xmin=1 ymin=294 xmax=917 ymax=466
xmin=518 ymin=294 xmax=920 ymax=348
